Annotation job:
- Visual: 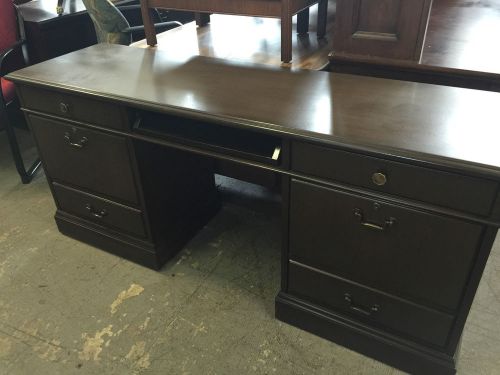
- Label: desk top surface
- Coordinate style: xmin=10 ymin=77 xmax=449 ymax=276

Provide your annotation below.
xmin=8 ymin=44 xmax=500 ymax=177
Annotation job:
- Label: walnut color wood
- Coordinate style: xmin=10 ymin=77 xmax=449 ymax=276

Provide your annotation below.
xmin=140 ymin=0 xmax=326 ymax=62
xmin=132 ymin=12 xmax=334 ymax=69
xmin=333 ymin=0 xmax=433 ymax=61
xmin=7 ymin=44 xmax=500 ymax=374
xmin=28 ymin=114 xmax=140 ymax=205
xmin=288 ymin=262 xmax=455 ymax=346
xmin=16 ymin=0 xmax=98 ymax=63
xmin=289 ymin=178 xmax=484 ymax=311
xmin=9 ymin=44 xmax=500 ymax=176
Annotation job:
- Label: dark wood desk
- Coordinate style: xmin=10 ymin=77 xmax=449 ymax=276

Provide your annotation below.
xmin=8 ymin=44 xmax=500 ymax=374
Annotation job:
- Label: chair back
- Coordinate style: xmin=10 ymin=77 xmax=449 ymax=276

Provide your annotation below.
xmin=82 ymin=0 xmax=132 ymax=45
xmin=0 ymin=0 xmax=18 ymax=52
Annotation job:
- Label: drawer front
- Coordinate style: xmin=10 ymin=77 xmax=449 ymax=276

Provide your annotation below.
xmin=53 ymin=183 xmax=146 ymax=238
xmin=288 ymin=262 xmax=454 ymax=347
xmin=289 ymin=178 xmax=483 ymax=311
xmin=291 ymin=141 xmax=498 ymax=216
xmin=30 ymin=115 xmax=139 ymax=204
xmin=19 ymin=85 xmax=128 ymax=130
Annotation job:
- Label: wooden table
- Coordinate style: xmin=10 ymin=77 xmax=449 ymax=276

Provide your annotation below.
xmin=8 ymin=44 xmax=500 ymax=374
xmin=139 ymin=0 xmax=328 ymax=63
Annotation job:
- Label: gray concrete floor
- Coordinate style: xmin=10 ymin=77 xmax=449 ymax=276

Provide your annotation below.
xmin=1 ymin=130 xmax=499 ymax=375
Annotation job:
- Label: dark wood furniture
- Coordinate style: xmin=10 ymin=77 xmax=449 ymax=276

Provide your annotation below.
xmin=8 ymin=44 xmax=500 ymax=374
xmin=139 ymin=0 xmax=328 ymax=63
xmin=16 ymin=0 xmax=98 ymax=64
xmin=333 ymin=0 xmax=434 ymax=61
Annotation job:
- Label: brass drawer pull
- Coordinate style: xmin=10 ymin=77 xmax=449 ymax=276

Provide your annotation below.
xmin=353 ymin=208 xmax=396 ymax=231
xmin=85 ymin=204 xmax=108 ymax=219
xmin=344 ymin=293 xmax=380 ymax=316
xmin=64 ymin=132 xmax=88 ymax=149
xmin=372 ymin=172 xmax=387 ymax=186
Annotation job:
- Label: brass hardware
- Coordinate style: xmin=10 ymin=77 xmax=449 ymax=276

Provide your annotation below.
xmin=64 ymin=132 xmax=88 ymax=148
xmin=85 ymin=204 xmax=107 ymax=219
xmin=271 ymin=146 xmax=281 ymax=161
xmin=59 ymin=102 xmax=70 ymax=114
xmin=372 ymin=172 xmax=387 ymax=186
xmin=344 ymin=293 xmax=380 ymax=316
xmin=353 ymin=208 xmax=396 ymax=231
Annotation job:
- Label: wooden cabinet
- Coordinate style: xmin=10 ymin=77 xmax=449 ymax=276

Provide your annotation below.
xmin=289 ymin=178 xmax=483 ymax=311
xmin=333 ymin=0 xmax=433 ymax=61
xmin=8 ymin=45 xmax=500 ymax=375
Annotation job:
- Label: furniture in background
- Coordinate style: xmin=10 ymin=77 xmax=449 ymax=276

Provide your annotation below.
xmin=8 ymin=44 xmax=500 ymax=374
xmin=82 ymin=0 xmax=181 ymax=45
xmin=16 ymin=0 xmax=98 ymax=64
xmin=333 ymin=0 xmax=433 ymax=61
xmin=0 ymin=0 xmax=41 ymax=183
xmin=139 ymin=0 xmax=328 ymax=63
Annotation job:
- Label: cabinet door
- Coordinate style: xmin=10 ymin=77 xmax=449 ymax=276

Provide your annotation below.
xmin=288 ymin=178 xmax=483 ymax=311
xmin=333 ymin=0 xmax=433 ymax=61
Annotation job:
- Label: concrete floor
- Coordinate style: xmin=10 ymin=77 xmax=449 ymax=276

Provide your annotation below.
xmin=1 ymin=130 xmax=500 ymax=375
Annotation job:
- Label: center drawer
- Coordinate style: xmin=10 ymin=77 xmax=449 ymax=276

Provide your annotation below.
xmin=29 ymin=115 xmax=139 ymax=205
xmin=289 ymin=178 xmax=483 ymax=311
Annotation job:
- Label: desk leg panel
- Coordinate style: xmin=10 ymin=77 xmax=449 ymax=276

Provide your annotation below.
xmin=133 ymin=140 xmax=221 ymax=267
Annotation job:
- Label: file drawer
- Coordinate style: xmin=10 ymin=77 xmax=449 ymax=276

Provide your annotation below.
xmin=19 ymin=85 xmax=128 ymax=130
xmin=53 ymin=183 xmax=146 ymax=238
xmin=291 ymin=141 xmax=498 ymax=216
xmin=288 ymin=262 xmax=455 ymax=347
xmin=289 ymin=178 xmax=483 ymax=311
xmin=29 ymin=115 xmax=139 ymax=204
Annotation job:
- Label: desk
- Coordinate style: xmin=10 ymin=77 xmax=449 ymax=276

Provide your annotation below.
xmin=8 ymin=44 xmax=500 ymax=374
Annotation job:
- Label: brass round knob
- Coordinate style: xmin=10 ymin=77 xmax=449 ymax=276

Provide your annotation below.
xmin=59 ymin=102 xmax=70 ymax=114
xmin=372 ymin=172 xmax=387 ymax=186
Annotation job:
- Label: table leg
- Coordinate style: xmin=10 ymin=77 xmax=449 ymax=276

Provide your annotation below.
xmin=140 ymin=1 xmax=158 ymax=46
xmin=297 ymin=8 xmax=310 ymax=35
xmin=317 ymin=0 xmax=328 ymax=38
xmin=281 ymin=1 xmax=292 ymax=63
xmin=195 ymin=12 xmax=211 ymax=26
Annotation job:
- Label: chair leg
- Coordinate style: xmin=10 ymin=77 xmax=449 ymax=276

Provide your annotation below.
xmin=1 ymin=106 xmax=42 ymax=184
xmin=297 ymin=8 xmax=310 ymax=35
xmin=317 ymin=0 xmax=328 ymax=38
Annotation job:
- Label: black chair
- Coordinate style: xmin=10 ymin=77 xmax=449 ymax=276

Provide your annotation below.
xmin=82 ymin=0 xmax=182 ymax=45
xmin=0 ymin=0 xmax=41 ymax=183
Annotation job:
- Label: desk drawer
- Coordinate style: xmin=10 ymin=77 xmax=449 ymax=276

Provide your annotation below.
xmin=30 ymin=115 xmax=139 ymax=204
xmin=291 ymin=141 xmax=498 ymax=216
xmin=19 ymin=85 xmax=128 ymax=130
xmin=288 ymin=262 xmax=454 ymax=347
xmin=53 ymin=183 xmax=146 ymax=238
xmin=289 ymin=178 xmax=483 ymax=311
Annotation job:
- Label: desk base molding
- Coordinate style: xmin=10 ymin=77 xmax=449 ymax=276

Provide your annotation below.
xmin=55 ymin=212 xmax=163 ymax=269
xmin=275 ymin=292 xmax=457 ymax=375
